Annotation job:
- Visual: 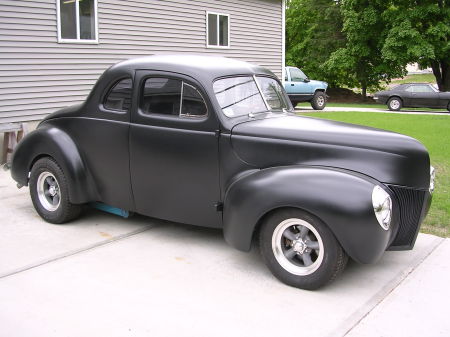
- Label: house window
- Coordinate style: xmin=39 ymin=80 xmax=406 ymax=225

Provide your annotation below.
xmin=207 ymin=12 xmax=229 ymax=48
xmin=57 ymin=0 xmax=98 ymax=43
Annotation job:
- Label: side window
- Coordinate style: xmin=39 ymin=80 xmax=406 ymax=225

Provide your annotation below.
xmin=103 ymin=78 xmax=132 ymax=112
xmin=414 ymin=85 xmax=434 ymax=93
xmin=289 ymin=67 xmax=307 ymax=82
xmin=405 ymin=86 xmax=414 ymax=92
xmin=141 ymin=78 xmax=182 ymax=116
xmin=181 ymin=83 xmax=207 ymax=117
xmin=141 ymin=78 xmax=207 ymax=118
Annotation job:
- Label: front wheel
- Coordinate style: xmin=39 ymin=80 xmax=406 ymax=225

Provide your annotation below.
xmin=29 ymin=157 xmax=82 ymax=224
xmin=259 ymin=209 xmax=347 ymax=290
xmin=388 ymin=97 xmax=402 ymax=111
xmin=310 ymin=92 xmax=326 ymax=110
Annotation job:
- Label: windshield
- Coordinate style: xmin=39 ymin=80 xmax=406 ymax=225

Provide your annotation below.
xmin=213 ymin=76 xmax=292 ymax=118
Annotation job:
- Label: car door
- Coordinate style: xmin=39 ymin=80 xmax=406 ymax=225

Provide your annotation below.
xmin=409 ymin=84 xmax=439 ymax=107
xmin=61 ymin=76 xmax=134 ymax=211
xmin=285 ymin=67 xmax=311 ymax=96
xmin=129 ymin=70 xmax=222 ymax=228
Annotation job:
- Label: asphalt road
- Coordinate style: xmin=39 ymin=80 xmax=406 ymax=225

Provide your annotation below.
xmin=0 ymin=170 xmax=449 ymax=337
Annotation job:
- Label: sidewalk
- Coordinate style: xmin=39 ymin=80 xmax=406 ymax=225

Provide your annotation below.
xmin=0 ymin=170 xmax=448 ymax=337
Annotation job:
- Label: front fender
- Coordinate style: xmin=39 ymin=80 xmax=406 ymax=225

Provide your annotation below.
xmin=223 ymin=166 xmax=398 ymax=264
xmin=11 ymin=125 xmax=98 ymax=204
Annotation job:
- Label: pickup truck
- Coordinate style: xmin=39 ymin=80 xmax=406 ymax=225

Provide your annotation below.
xmin=284 ymin=66 xmax=328 ymax=110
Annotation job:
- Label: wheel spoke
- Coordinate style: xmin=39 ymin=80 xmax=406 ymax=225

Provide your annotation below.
xmin=44 ymin=190 xmax=51 ymax=198
xmin=45 ymin=176 xmax=54 ymax=186
xmin=302 ymin=252 xmax=313 ymax=266
xmin=282 ymin=229 xmax=297 ymax=241
xmin=299 ymin=226 xmax=309 ymax=239
xmin=284 ymin=248 xmax=296 ymax=259
xmin=53 ymin=194 xmax=60 ymax=206
xmin=307 ymin=241 xmax=320 ymax=250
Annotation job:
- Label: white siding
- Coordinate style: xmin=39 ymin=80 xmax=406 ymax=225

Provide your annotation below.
xmin=0 ymin=0 xmax=283 ymax=123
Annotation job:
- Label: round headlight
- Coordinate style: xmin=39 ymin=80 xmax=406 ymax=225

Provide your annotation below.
xmin=372 ymin=186 xmax=392 ymax=230
xmin=430 ymin=166 xmax=435 ymax=194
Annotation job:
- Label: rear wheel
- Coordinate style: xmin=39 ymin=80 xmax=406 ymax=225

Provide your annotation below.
xmin=29 ymin=157 xmax=82 ymax=224
xmin=311 ymin=92 xmax=326 ymax=110
xmin=259 ymin=209 xmax=347 ymax=290
xmin=447 ymin=102 xmax=450 ymax=112
xmin=388 ymin=97 xmax=402 ymax=111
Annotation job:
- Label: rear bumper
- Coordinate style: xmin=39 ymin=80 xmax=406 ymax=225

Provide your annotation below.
xmin=387 ymin=185 xmax=432 ymax=251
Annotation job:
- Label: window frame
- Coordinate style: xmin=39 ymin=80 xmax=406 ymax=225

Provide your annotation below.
xmin=102 ymin=77 xmax=133 ymax=114
xmin=206 ymin=11 xmax=230 ymax=49
xmin=139 ymin=76 xmax=208 ymax=119
xmin=56 ymin=0 xmax=99 ymax=44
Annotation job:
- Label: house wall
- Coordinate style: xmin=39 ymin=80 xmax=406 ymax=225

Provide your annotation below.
xmin=0 ymin=0 xmax=283 ymax=124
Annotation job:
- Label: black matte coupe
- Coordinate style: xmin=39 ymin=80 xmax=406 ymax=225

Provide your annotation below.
xmin=374 ymin=83 xmax=450 ymax=111
xmin=11 ymin=55 xmax=434 ymax=290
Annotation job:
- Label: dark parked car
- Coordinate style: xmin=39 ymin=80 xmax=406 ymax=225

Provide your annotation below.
xmin=11 ymin=56 xmax=434 ymax=290
xmin=374 ymin=83 xmax=450 ymax=111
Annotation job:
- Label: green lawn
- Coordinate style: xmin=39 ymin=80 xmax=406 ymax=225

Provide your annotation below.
xmin=391 ymin=73 xmax=436 ymax=84
xmin=298 ymin=111 xmax=450 ymax=237
xmin=295 ymin=102 xmax=448 ymax=112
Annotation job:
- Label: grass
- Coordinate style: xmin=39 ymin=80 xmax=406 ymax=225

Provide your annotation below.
xmin=391 ymin=73 xmax=436 ymax=84
xmin=295 ymin=102 xmax=448 ymax=112
xmin=298 ymin=110 xmax=450 ymax=237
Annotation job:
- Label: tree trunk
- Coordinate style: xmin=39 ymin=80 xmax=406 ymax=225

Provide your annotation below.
xmin=361 ymin=85 xmax=367 ymax=99
xmin=441 ymin=60 xmax=450 ymax=92
xmin=431 ymin=60 xmax=450 ymax=92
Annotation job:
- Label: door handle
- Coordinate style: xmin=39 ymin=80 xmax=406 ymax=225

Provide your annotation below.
xmin=291 ymin=84 xmax=294 ymax=86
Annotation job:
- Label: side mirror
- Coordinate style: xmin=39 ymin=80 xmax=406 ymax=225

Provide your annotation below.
xmin=304 ymin=78 xmax=310 ymax=83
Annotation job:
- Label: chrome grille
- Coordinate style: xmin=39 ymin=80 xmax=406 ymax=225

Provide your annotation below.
xmin=388 ymin=185 xmax=426 ymax=248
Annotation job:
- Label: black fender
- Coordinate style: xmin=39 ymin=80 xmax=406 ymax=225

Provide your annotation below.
xmin=223 ymin=166 xmax=399 ymax=264
xmin=11 ymin=125 xmax=99 ymax=204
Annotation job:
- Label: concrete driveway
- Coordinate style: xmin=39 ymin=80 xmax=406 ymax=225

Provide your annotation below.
xmin=0 ymin=170 xmax=449 ymax=337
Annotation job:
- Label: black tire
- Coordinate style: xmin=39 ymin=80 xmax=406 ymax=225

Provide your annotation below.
xmin=259 ymin=209 xmax=348 ymax=290
xmin=29 ymin=157 xmax=82 ymax=224
xmin=387 ymin=97 xmax=402 ymax=111
xmin=447 ymin=102 xmax=450 ymax=112
xmin=310 ymin=91 xmax=326 ymax=110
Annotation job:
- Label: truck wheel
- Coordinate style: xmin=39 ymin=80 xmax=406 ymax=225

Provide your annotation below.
xmin=311 ymin=92 xmax=326 ymax=110
xmin=259 ymin=209 xmax=347 ymax=290
xmin=447 ymin=102 xmax=450 ymax=112
xmin=388 ymin=97 xmax=402 ymax=111
xmin=29 ymin=157 xmax=82 ymax=224
xmin=289 ymin=99 xmax=299 ymax=108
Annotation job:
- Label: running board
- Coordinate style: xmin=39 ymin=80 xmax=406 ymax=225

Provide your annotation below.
xmin=90 ymin=202 xmax=130 ymax=218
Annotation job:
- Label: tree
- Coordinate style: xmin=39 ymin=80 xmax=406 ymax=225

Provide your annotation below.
xmin=324 ymin=0 xmax=406 ymax=97
xmin=285 ymin=0 xmax=346 ymax=87
xmin=382 ymin=0 xmax=450 ymax=91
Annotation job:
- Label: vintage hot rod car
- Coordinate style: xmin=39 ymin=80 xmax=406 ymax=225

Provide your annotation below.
xmin=11 ymin=55 xmax=434 ymax=290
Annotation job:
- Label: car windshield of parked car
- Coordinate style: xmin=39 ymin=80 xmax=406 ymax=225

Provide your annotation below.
xmin=213 ymin=76 xmax=291 ymax=118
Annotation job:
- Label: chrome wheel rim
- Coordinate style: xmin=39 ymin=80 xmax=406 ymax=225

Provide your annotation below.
xmin=272 ymin=218 xmax=324 ymax=276
xmin=37 ymin=172 xmax=61 ymax=212
xmin=390 ymin=99 xmax=400 ymax=110
xmin=317 ymin=95 xmax=325 ymax=107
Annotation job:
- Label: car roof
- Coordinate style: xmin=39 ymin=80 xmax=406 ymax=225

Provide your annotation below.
xmin=106 ymin=54 xmax=275 ymax=82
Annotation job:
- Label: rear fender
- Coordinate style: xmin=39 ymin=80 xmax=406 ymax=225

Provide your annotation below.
xmin=11 ymin=125 xmax=98 ymax=204
xmin=223 ymin=166 xmax=398 ymax=264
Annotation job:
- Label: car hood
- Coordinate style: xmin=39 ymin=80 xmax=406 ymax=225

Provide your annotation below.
xmin=230 ymin=115 xmax=430 ymax=190
xmin=309 ymin=79 xmax=327 ymax=88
